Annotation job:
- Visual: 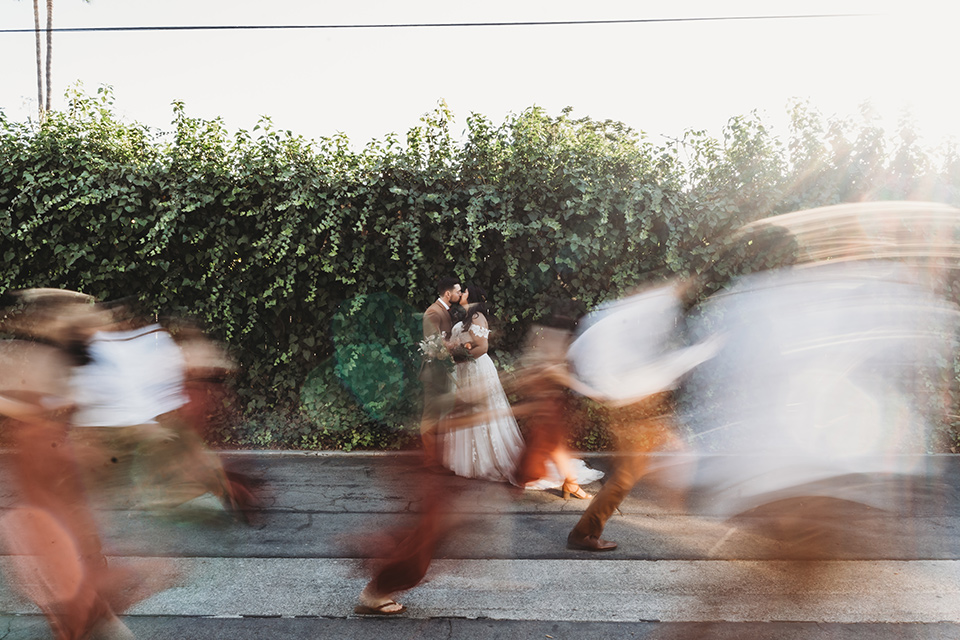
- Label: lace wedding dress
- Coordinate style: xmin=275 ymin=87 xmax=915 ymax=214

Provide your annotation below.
xmin=441 ymin=317 xmax=604 ymax=490
xmin=442 ymin=318 xmax=524 ymax=482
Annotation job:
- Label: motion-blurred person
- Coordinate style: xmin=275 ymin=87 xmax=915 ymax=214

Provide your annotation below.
xmin=682 ymin=260 xmax=960 ymax=557
xmin=67 ymin=300 xmax=249 ymax=517
xmin=562 ymin=226 xmax=799 ymax=550
xmin=511 ymin=320 xmax=603 ymax=499
xmin=672 ymin=214 xmax=960 ymax=566
xmin=353 ymin=474 xmax=452 ymax=616
xmin=355 ymin=281 xmax=514 ymax=616
xmin=168 ymin=319 xmax=236 ymax=440
xmin=0 ymin=290 xmax=137 ymax=640
xmin=564 ymin=280 xmax=721 ymax=551
xmin=169 ymin=319 xmax=260 ymax=518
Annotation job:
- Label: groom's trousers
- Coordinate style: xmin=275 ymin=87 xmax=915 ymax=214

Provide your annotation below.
xmin=570 ymin=391 xmax=680 ymax=539
xmin=419 ymin=361 xmax=455 ymax=468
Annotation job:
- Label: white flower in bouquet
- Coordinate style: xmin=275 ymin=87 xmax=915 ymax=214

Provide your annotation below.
xmin=419 ymin=333 xmax=451 ymax=362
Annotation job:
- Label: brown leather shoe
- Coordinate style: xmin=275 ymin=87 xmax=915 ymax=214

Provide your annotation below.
xmin=566 ymin=533 xmax=618 ymax=551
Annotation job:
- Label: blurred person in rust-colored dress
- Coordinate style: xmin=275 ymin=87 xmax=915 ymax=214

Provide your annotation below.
xmin=0 ymin=289 xmax=150 ymax=640
xmin=353 ymin=476 xmax=453 ymax=616
xmin=511 ymin=320 xmax=604 ymax=499
xmin=169 ymin=319 xmax=261 ymax=518
xmin=353 ymin=278 xmax=463 ymax=616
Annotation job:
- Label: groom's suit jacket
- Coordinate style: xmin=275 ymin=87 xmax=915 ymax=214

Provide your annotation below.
xmin=420 ymin=300 xmax=455 ymax=421
xmin=423 ymin=300 xmax=454 ymax=340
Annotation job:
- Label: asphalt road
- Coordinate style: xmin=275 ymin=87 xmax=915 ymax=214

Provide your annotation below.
xmin=2 ymin=452 xmax=960 ymax=639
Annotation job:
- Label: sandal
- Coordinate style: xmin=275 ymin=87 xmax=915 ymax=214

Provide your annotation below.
xmin=354 ymin=600 xmax=407 ymax=616
xmin=562 ymin=481 xmax=591 ymax=500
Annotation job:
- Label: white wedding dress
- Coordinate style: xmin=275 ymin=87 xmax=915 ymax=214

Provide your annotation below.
xmin=442 ymin=318 xmax=524 ymax=482
xmin=441 ymin=316 xmax=604 ymax=490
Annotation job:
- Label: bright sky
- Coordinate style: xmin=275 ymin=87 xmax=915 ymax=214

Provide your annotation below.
xmin=1 ymin=0 xmax=957 ymax=149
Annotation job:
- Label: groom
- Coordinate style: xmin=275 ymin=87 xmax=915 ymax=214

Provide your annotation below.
xmin=419 ymin=277 xmax=461 ymax=472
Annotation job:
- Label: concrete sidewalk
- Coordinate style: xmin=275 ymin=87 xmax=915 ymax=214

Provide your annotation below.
xmin=2 ymin=452 xmax=960 ymax=638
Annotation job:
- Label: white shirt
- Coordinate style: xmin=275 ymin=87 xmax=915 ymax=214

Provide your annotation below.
xmin=71 ymin=324 xmax=188 ymax=427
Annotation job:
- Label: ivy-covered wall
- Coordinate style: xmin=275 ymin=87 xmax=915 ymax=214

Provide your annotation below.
xmin=3 ymin=88 xmax=959 ymax=449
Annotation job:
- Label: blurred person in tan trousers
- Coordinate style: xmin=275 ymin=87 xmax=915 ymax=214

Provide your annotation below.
xmin=66 ymin=300 xmax=250 ymax=516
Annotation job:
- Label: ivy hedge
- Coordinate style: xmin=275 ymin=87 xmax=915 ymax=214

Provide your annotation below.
xmin=3 ymin=88 xmax=960 ymax=449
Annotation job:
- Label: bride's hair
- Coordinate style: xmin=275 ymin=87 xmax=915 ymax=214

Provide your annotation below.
xmin=462 ymin=283 xmax=491 ymax=331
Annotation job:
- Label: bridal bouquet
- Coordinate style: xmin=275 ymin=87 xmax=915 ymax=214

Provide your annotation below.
xmin=419 ymin=333 xmax=452 ymax=363
xmin=450 ymin=341 xmax=473 ymax=363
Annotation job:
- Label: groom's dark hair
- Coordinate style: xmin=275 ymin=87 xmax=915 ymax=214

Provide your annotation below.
xmin=436 ymin=277 xmax=459 ymax=297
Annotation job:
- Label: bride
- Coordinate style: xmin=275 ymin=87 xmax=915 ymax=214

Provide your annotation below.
xmin=441 ymin=284 xmax=602 ymax=496
xmin=441 ymin=284 xmax=523 ymax=482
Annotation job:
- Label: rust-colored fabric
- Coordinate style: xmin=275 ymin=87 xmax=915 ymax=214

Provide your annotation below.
xmin=514 ymin=377 xmax=569 ymax=486
xmin=1 ymin=414 xmax=135 ymax=640
xmin=570 ymin=392 xmax=678 ymax=539
xmin=369 ymin=479 xmax=450 ymax=595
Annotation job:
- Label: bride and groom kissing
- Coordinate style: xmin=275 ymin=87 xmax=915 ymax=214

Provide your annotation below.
xmin=354 ymin=277 xmax=610 ymax=616
xmin=419 ymin=277 xmax=602 ymax=489
xmin=418 ymin=276 xmax=512 ymax=477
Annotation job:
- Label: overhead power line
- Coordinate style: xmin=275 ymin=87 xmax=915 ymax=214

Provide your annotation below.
xmin=0 ymin=14 xmax=870 ymax=34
